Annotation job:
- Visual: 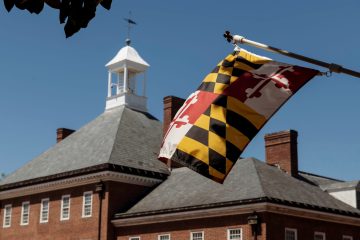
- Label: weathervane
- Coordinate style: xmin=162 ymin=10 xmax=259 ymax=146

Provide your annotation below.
xmin=124 ymin=11 xmax=137 ymax=44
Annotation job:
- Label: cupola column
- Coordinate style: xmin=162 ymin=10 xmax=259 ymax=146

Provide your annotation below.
xmin=123 ymin=66 xmax=128 ymax=93
xmin=107 ymin=71 xmax=112 ymax=97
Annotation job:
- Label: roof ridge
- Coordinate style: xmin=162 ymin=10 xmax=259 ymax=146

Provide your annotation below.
xmin=299 ymin=171 xmax=344 ymax=182
xmin=108 ymin=106 xmax=127 ymax=164
xmin=248 ymin=158 xmax=268 ymax=197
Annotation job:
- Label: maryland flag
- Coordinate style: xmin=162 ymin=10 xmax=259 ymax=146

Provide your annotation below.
xmin=159 ymin=48 xmax=318 ymax=183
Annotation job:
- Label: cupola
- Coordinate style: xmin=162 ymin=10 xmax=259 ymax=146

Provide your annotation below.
xmin=105 ymin=39 xmax=149 ymax=112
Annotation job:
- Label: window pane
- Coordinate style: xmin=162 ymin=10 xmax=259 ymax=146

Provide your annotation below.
xmin=229 ymin=229 xmax=242 ymax=240
xmin=129 ymin=237 xmax=140 ymax=240
xmin=285 ymin=229 xmax=297 ymax=240
xmin=40 ymin=199 xmax=49 ymax=223
xmin=314 ymin=233 xmax=325 ymax=240
xmin=21 ymin=202 xmax=30 ymax=225
xmin=82 ymin=192 xmax=92 ymax=217
xmin=192 ymin=232 xmax=203 ymax=240
xmin=61 ymin=195 xmax=70 ymax=220
xmin=159 ymin=235 xmax=170 ymax=240
xmin=3 ymin=205 xmax=12 ymax=227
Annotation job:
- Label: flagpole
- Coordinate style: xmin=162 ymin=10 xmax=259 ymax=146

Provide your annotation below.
xmin=223 ymin=31 xmax=360 ymax=79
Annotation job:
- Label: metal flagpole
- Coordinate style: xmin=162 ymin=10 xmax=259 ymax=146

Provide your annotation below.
xmin=223 ymin=31 xmax=360 ymax=79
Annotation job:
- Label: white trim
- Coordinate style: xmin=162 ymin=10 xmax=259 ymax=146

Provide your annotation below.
xmin=2 ymin=204 xmax=12 ymax=228
xmin=158 ymin=234 xmax=170 ymax=240
xmin=285 ymin=228 xmax=297 ymax=240
xmin=60 ymin=195 xmax=71 ymax=221
xmin=40 ymin=198 xmax=49 ymax=223
xmin=112 ymin=202 xmax=360 ymax=227
xmin=190 ymin=231 xmax=204 ymax=240
xmin=0 ymin=170 xmax=162 ymax=200
xmin=227 ymin=228 xmax=242 ymax=240
xmin=314 ymin=232 xmax=326 ymax=240
xmin=82 ymin=191 xmax=93 ymax=218
xmin=129 ymin=236 xmax=141 ymax=240
xmin=342 ymin=235 xmax=353 ymax=240
xmin=20 ymin=201 xmax=30 ymax=226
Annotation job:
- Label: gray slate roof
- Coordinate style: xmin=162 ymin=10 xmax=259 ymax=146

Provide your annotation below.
xmin=118 ymin=158 xmax=360 ymax=218
xmin=1 ymin=106 xmax=169 ymax=186
xmin=299 ymin=171 xmax=342 ymax=186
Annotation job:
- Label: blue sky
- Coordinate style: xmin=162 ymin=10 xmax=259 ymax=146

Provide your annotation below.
xmin=0 ymin=0 xmax=359 ymax=180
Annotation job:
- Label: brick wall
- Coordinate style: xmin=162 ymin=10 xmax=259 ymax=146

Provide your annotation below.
xmin=265 ymin=212 xmax=360 ymax=240
xmin=116 ymin=214 xmax=266 ymax=240
xmin=114 ymin=211 xmax=360 ymax=240
xmin=0 ymin=184 xmax=99 ymax=240
xmin=0 ymin=180 xmax=153 ymax=240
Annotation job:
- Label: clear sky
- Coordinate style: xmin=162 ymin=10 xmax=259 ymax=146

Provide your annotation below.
xmin=0 ymin=0 xmax=359 ymax=181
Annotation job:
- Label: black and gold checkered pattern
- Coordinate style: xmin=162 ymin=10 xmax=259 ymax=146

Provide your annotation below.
xmin=170 ymin=50 xmax=272 ymax=183
xmin=173 ymin=94 xmax=267 ymax=183
xmin=197 ymin=50 xmax=270 ymax=94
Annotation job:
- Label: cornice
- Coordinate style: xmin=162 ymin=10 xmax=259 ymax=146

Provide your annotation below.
xmin=0 ymin=171 xmax=162 ymax=200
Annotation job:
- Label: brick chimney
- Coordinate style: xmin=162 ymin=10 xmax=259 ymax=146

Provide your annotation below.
xmin=57 ymin=128 xmax=75 ymax=143
xmin=264 ymin=130 xmax=298 ymax=177
xmin=162 ymin=96 xmax=186 ymax=168
xmin=163 ymin=96 xmax=185 ymax=136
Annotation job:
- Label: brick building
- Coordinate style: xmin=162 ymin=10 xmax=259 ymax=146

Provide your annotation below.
xmin=0 ymin=40 xmax=359 ymax=240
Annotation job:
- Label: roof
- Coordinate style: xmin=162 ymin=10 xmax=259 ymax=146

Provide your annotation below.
xmin=299 ymin=171 xmax=342 ymax=186
xmin=0 ymin=106 xmax=169 ymax=188
xmin=106 ymin=44 xmax=149 ymax=72
xmin=116 ymin=158 xmax=360 ymax=218
xmin=320 ymin=181 xmax=360 ymax=192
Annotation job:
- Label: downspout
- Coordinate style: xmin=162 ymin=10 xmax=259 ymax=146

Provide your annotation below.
xmin=95 ymin=182 xmax=104 ymax=240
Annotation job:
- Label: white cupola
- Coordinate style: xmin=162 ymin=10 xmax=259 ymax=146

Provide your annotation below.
xmin=105 ymin=39 xmax=149 ymax=112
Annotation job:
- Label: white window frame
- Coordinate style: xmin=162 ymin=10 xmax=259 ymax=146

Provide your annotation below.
xmin=82 ymin=191 xmax=93 ymax=218
xmin=2 ymin=204 xmax=12 ymax=228
xmin=129 ymin=237 xmax=140 ymax=240
xmin=314 ymin=232 xmax=326 ymax=240
xmin=285 ymin=228 xmax=297 ymax=240
xmin=190 ymin=231 xmax=204 ymax=240
xmin=60 ymin=195 xmax=71 ymax=221
xmin=158 ymin=234 xmax=171 ymax=240
xmin=342 ymin=236 xmax=353 ymax=240
xmin=40 ymin=198 xmax=49 ymax=223
xmin=227 ymin=228 xmax=242 ymax=240
xmin=20 ymin=201 xmax=30 ymax=226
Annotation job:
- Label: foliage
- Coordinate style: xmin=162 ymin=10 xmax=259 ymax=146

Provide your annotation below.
xmin=4 ymin=0 xmax=112 ymax=37
xmin=0 ymin=173 xmax=6 ymax=180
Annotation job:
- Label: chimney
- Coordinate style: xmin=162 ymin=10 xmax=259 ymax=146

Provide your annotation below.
xmin=57 ymin=128 xmax=75 ymax=143
xmin=163 ymin=96 xmax=185 ymax=136
xmin=264 ymin=130 xmax=298 ymax=177
xmin=162 ymin=96 xmax=186 ymax=168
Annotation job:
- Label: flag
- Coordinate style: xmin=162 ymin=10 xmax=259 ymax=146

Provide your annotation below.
xmin=159 ymin=48 xmax=318 ymax=183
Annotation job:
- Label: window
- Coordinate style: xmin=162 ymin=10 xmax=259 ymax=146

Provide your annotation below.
xmin=342 ymin=236 xmax=353 ymax=240
xmin=60 ymin=195 xmax=70 ymax=220
xmin=82 ymin=191 xmax=93 ymax=218
xmin=158 ymin=234 xmax=170 ymax=240
xmin=314 ymin=232 xmax=325 ymax=240
xmin=228 ymin=228 xmax=242 ymax=240
xmin=40 ymin=198 xmax=49 ymax=223
xmin=2 ymin=204 xmax=12 ymax=228
xmin=129 ymin=237 xmax=140 ymax=240
xmin=191 ymin=231 xmax=204 ymax=240
xmin=20 ymin=201 xmax=30 ymax=225
xmin=285 ymin=228 xmax=297 ymax=240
